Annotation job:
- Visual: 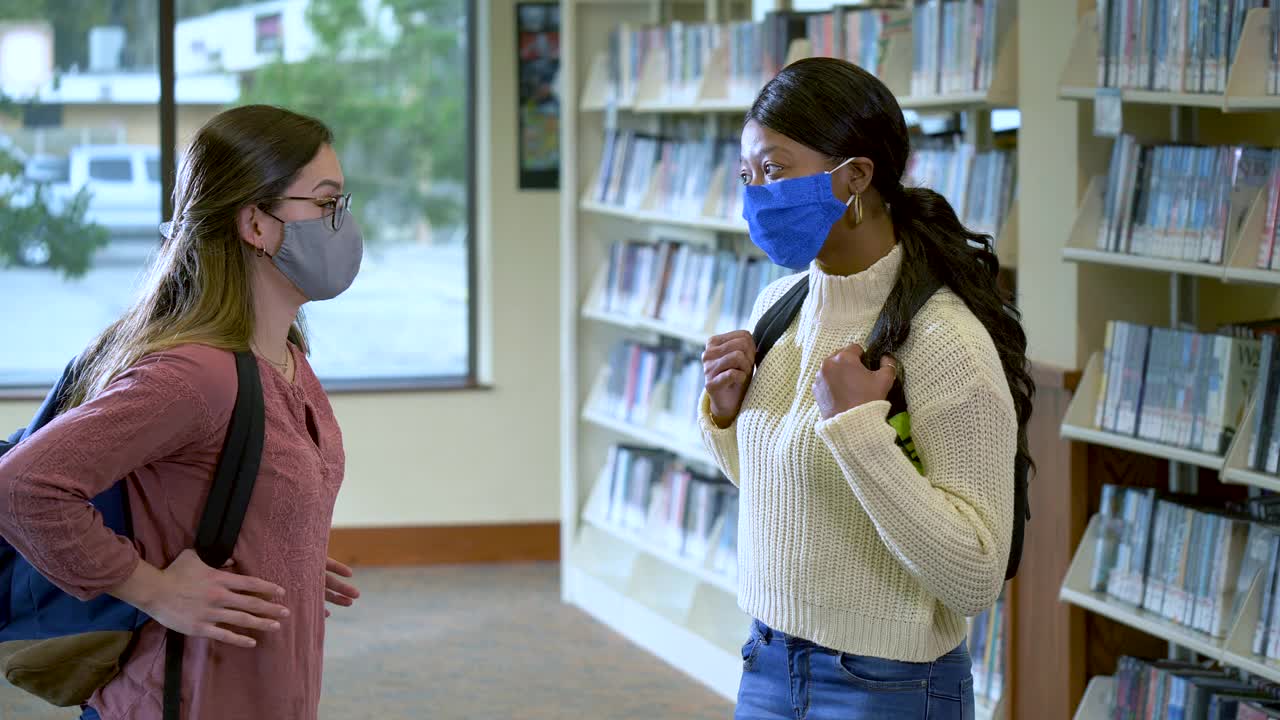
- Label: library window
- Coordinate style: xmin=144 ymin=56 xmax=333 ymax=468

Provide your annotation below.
xmin=0 ymin=0 xmax=475 ymax=389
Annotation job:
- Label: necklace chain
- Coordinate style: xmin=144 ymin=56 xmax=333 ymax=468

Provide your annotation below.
xmin=253 ymin=344 xmax=291 ymax=373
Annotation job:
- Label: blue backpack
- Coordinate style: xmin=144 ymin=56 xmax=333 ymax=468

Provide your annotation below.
xmin=0 ymin=352 xmax=265 ymax=720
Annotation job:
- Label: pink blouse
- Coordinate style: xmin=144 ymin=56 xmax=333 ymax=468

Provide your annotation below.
xmin=0 ymin=344 xmax=345 ymax=720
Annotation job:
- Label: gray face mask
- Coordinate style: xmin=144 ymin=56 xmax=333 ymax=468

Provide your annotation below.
xmin=271 ymin=214 xmax=364 ymax=301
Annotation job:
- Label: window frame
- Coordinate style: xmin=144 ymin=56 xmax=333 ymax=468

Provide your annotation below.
xmin=3 ymin=0 xmax=479 ymax=398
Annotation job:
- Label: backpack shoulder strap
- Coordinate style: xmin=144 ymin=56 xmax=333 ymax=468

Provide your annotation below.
xmin=166 ymin=350 xmax=265 ymax=720
xmin=864 ymin=276 xmax=943 ymax=361
xmin=192 ymin=351 xmax=266 ymax=567
xmin=751 ymin=275 xmax=809 ymax=367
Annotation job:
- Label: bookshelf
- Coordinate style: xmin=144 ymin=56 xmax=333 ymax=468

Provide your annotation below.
xmin=1042 ymin=2 xmax=1280 ymax=716
xmin=1058 ymin=8 xmax=1280 ymax=112
xmin=1059 ymin=350 xmax=1280 ymax=494
xmin=561 ymin=0 xmax=1021 ymax=706
xmin=1060 ymin=513 xmax=1280 ymax=686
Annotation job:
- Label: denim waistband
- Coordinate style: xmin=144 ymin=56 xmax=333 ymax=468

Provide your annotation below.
xmin=751 ymin=617 xmax=968 ymax=659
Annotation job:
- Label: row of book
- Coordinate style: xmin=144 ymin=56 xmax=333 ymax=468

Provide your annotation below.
xmin=1095 ymin=0 xmax=1278 ymax=94
xmin=1094 ymin=487 xmax=1280 ymax=659
xmin=600 ymin=339 xmax=705 ymax=442
xmin=600 ymin=238 xmax=790 ymax=337
xmin=969 ymin=595 xmax=1006 ymax=704
xmin=591 ymin=130 xmax=742 ymax=222
xmin=905 ymin=142 xmax=1016 ymax=239
xmin=1094 ymin=320 xmax=1269 ymax=456
xmin=600 ymin=444 xmax=738 ymax=579
xmin=911 ymin=0 xmax=1015 ymax=97
xmin=803 ymin=6 xmax=910 ymax=82
xmin=1251 ymin=334 xmax=1280 ymax=474
xmin=598 ymin=2 xmax=1015 ymax=108
xmin=1098 ymin=137 xmax=1275 ymax=263
xmin=1111 ymin=655 xmax=1280 ymax=719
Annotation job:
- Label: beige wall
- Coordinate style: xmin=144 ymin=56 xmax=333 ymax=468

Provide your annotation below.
xmin=0 ymin=0 xmax=563 ymax=528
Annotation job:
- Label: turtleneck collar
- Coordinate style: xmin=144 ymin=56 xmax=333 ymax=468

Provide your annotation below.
xmin=801 ymin=243 xmax=902 ymax=330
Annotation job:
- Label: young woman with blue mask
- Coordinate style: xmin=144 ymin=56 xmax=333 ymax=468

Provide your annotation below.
xmin=698 ymin=58 xmax=1034 ymax=720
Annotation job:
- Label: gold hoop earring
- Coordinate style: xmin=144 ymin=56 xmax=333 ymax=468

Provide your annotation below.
xmin=853 ymin=193 xmax=864 ymax=225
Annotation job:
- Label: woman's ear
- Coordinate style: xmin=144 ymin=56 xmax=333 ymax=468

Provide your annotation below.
xmin=845 ymin=157 xmax=876 ymax=197
xmin=237 ymin=205 xmax=263 ymax=253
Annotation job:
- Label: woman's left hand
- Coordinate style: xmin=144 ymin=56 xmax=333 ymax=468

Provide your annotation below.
xmin=812 ymin=343 xmax=897 ymax=420
xmin=323 ymin=557 xmax=360 ymax=619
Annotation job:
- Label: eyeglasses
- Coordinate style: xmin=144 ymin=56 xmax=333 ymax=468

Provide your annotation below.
xmin=260 ymin=193 xmax=353 ymax=231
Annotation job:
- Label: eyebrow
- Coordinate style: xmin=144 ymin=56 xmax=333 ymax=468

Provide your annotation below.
xmin=313 ymin=179 xmax=342 ymax=192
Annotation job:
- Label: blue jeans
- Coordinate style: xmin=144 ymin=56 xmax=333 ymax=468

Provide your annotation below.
xmin=736 ymin=619 xmax=975 ymax=720
xmin=80 ymin=708 xmax=100 ymax=720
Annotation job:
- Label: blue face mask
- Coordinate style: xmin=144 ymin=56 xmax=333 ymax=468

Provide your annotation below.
xmin=742 ymin=157 xmax=856 ymax=270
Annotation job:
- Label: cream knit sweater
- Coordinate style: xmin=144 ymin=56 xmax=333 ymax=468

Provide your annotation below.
xmin=699 ymin=243 xmax=1016 ymax=663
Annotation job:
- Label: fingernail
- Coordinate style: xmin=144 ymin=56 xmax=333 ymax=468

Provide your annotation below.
xmin=247 ymin=639 xmax=257 ymax=647
xmin=282 ymin=609 xmax=291 ymax=617
xmin=271 ymin=622 xmax=281 ymax=630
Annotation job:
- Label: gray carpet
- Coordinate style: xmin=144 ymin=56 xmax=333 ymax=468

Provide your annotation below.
xmin=0 ymin=564 xmax=733 ymax=719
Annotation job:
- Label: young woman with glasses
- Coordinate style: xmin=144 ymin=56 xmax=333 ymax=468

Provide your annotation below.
xmin=0 ymin=105 xmax=363 ymax=720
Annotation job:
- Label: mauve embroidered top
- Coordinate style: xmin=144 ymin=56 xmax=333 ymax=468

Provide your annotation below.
xmin=0 ymin=344 xmax=345 ymax=720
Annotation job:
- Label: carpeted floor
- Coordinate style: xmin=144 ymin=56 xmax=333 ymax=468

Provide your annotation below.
xmin=0 ymin=564 xmax=733 ymax=720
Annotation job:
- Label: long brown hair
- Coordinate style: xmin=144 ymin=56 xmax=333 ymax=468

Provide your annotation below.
xmin=67 ymin=105 xmax=333 ymax=407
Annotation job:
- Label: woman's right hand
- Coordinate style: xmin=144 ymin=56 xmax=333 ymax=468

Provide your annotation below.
xmin=112 ymin=549 xmax=290 ymax=648
xmin=703 ymin=330 xmax=756 ymax=428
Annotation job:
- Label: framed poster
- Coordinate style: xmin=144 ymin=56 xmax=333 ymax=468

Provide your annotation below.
xmin=516 ymin=2 xmax=560 ymax=190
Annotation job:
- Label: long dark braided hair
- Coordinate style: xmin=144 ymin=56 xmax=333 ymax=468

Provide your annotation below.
xmin=747 ymin=56 xmax=1036 ymax=493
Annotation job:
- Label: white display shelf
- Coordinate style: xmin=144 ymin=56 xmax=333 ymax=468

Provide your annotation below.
xmin=1058 ymin=9 xmax=1280 ymax=112
xmin=582 ymin=406 xmax=717 ymax=471
xmin=580 ymin=466 xmax=737 ymax=595
xmin=1073 ymin=676 xmax=1115 ymax=720
xmin=564 ymin=561 xmax=743 ymax=701
xmin=1061 ymin=175 xmax=1280 ymax=287
xmin=580 ymin=199 xmax=748 ymax=234
xmin=1060 ymin=353 xmax=1228 ymax=471
xmin=1061 ymin=515 xmax=1280 ymax=684
xmin=1221 ymin=396 xmax=1280 ymax=493
xmin=580 ymin=304 xmax=712 ymax=348
xmin=974 ymin=694 xmax=1005 ymax=720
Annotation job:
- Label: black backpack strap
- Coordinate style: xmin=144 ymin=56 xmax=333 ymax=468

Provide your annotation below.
xmin=751 ymin=275 xmax=809 ymax=368
xmin=165 ymin=351 xmax=265 ymax=720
